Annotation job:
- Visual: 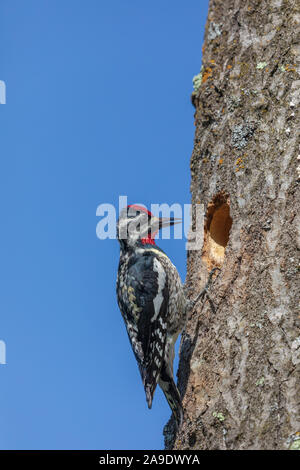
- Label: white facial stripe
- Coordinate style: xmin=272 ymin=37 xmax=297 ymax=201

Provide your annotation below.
xmin=118 ymin=213 xmax=151 ymax=242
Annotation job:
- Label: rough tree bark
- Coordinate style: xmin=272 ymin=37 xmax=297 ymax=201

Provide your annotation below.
xmin=164 ymin=0 xmax=300 ymax=450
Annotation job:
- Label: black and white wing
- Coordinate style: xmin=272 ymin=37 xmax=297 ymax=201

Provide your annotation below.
xmin=117 ymin=252 xmax=169 ymax=408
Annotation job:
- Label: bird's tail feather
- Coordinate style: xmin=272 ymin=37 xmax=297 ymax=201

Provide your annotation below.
xmin=140 ymin=366 xmax=159 ymax=409
xmin=159 ymin=364 xmax=183 ymax=428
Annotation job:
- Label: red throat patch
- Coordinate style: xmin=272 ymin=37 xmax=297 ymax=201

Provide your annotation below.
xmin=141 ymin=235 xmax=156 ymax=245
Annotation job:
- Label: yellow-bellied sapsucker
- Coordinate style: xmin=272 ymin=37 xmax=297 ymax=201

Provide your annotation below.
xmin=116 ymin=204 xmax=187 ymax=427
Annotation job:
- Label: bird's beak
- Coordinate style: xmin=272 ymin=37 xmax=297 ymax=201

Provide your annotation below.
xmin=149 ymin=216 xmax=181 ymax=239
xmin=158 ymin=216 xmax=182 ymax=229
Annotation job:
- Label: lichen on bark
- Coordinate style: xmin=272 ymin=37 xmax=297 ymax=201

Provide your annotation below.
xmin=165 ymin=0 xmax=300 ymax=450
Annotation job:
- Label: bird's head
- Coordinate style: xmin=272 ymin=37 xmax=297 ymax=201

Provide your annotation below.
xmin=117 ymin=204 xmax=180 ymax=248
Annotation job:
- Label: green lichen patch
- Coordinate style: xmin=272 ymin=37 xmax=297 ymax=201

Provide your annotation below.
xmin=192 ymin=66 xmax=204 ymax=93
xmin=213 ymin=411 xmax=225 ymax=422
xmin=289 ymin=438 xmax=300 ymax=450
xmin=256 ymin=376 xmax=265 ymax=387
xmin=256 ymin=62 xmax=268 ymax=70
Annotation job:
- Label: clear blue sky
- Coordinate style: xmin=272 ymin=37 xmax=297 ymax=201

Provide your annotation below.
xmin=0 ymin=0 xmax=208 ymax=450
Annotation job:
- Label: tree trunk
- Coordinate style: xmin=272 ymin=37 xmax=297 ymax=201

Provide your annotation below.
xmin=164 ymin=0 xmax=300 ymax=450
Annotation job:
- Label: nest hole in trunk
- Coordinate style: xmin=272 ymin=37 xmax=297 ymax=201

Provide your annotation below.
xmin=202 ymin=193 xmax=232 ymax=270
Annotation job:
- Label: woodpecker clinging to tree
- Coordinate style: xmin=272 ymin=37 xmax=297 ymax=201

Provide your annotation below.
xmin=116 ymin=204 xmax=186 ymax=426
xmin=116 ymin=204 xmax=218 ymax=427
